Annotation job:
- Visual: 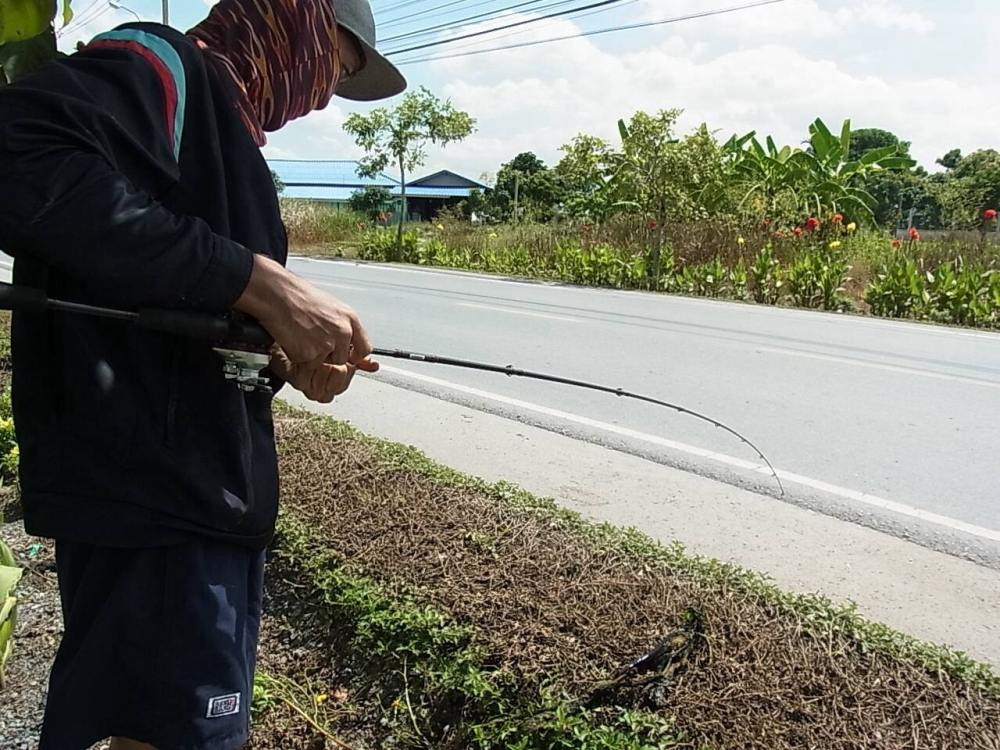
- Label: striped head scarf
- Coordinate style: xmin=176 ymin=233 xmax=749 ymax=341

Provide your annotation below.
xmin=188 ymin=0 xmax=345 ymax=146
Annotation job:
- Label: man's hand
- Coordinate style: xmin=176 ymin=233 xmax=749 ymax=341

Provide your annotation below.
xmin=269 ymin=346 xmax=379 ymax=403
xmin=234 ymin=252 xmax=373 ymax=362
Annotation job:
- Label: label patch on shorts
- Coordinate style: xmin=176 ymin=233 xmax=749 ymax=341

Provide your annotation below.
xmin=206 ymin=693 xmax=241 ymax=719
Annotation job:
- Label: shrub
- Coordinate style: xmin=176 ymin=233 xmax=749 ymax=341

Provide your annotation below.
xmin=924 ymin=263 xmax=995 ymax=327
xmin=865 ymin=256 xmax=927 ymax=318
xmin=785 ymin=249 xmax=852 ymax=310
xmin=675 ymin=258 xmax=730 ymax=298
xmin=750 ymin=245 xmax=783 ymax=304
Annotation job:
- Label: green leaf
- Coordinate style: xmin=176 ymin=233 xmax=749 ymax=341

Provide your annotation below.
xmin=0 ymin=565 xmax=20 ymax=602
xmin=0 ymin=0 xmax=54 ymax=44
xmin=0 ymin=27 xmax=57 ymax=82
xmin=859 ymin=145 xmax=899 ymax=165
xmin=0 ymin=536 xmax=14 ymax=569
xmin=617 ymin=118 xmax=630 ymax=142
xmin=61 ymin=0 xmax=72 ymax=26
xmin=877 ymin=157 xmax=916 ymax=171
xmin=840 ymin=118 xmax=852 ymax=155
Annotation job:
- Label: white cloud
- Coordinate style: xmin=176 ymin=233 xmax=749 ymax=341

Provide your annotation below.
xmin=268 ymin=1 xmax=987 ymax=180
xmin=634 ymin=0 xmax=933 ymax=38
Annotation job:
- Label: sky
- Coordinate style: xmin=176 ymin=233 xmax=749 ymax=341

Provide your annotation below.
xmin=55 ymin=0 xmax=999 ymax=182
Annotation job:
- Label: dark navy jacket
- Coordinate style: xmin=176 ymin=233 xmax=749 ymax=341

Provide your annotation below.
xmin=0 ymin=24 xmax=286 ymax=549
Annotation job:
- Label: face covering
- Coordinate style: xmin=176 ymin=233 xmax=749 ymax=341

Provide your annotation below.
xmin=189 ymin=0 xmax=344 ymax=146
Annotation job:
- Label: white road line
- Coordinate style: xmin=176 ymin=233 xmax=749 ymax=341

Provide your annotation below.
xmin=455 ymin=302 xmax=579 ymax=323
xmin=760 ymin=346 xmax=1000 ymax=390
xmin=313 ymin=281 xmax=368 ymax=294
xmin=377 ymin=364 xmax=1000 ymax=543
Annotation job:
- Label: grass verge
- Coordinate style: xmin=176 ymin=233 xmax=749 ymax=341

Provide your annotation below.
xmin=252 ymin=404 xmax=1000 ymax=749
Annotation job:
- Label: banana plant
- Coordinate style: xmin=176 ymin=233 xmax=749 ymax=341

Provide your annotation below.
xmin=0 ymin=0 xmax=73 ymax=83
xmin=788 ymin=118 xmax=915 ymax=221
xmin=730 ymin=133 xmax=805 ymax=220
xmin=0 ymin=515 xmax=21 ymax=689
xmin=730 ymin=118 xmax=915 ymax=224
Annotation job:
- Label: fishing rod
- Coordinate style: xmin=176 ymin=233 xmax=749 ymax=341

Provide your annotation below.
xmin=0 ymin=281 xmax=784 ymax=494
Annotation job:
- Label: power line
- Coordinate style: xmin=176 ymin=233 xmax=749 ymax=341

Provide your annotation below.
xmin=372 ymin=0 xmax=441 ymax=15
xmin=59 ymin=2 xmax=116 ymax=37
xmin=381 ymin=0 xmax=581 ymax=43
xmin=385 ymin=0 xmax=633 ymax=56
xmin=394 ymin=0 xmax=640 ymax=59
xmin=391 ymin=0 xmax=784 ymax=63
xmin=379 ymin=0 xmax=481 ymax=28
xmin=57 ymin=0 xmax=108 ymax=35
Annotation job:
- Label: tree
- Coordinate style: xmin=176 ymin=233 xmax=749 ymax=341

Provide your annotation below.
xmin=936 ymin=149 xmax=1000 ymax=228
xmin=937 ymin=149 xmax=963 ymax=171
xmin=487 ymin=152 xmax=563 ymax=222
xmin=348 ymin=186 xmax=394 ymax=221
xmin=608 ymin=110 xmax=733 ymax=282
xmin=270 ymin=169 xmax=285 ymax=196
xmin=0 ymin=0 xmax=73 ymax=83
xmin=344 ymin=86 xmax=475 ymax=248
xmin=554 ymin=134 xmax=614 ymax=220
xmin=865 ymin=169 xmax=943 ymax=229
xmin=848 ymin=128 xmax=911 ymax=162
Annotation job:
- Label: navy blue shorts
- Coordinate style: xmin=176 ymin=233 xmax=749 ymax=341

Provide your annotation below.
xmin=40 ymin=539 xmax=265 ymax=750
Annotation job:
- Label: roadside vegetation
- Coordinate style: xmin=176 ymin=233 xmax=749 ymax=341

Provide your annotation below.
xmin=286 ymin=114 xmax=1000 ymax=329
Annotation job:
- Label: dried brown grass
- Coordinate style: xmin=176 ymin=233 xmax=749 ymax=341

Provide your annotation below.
xmin=275 ymin=414 xmax=1000 ymax=750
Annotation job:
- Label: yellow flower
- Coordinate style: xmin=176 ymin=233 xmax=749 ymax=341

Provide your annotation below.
xmin=488 ymin=232 xmax=498 ymax=239
xmin=314 ymin=694 xmax=328 ymax=704
xmin=828 ymin=240 xmax=842 ymax=250
xmin=846 ymin=222 xmax=857 ymax=233
xmin=737 ymin=236 xmax=746 ymax=246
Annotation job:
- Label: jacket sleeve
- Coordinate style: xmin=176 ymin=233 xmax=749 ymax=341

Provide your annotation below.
xmin=0 ymin=23 xmax=255 ymax=313
xmin=0 ymin=117 xmax=254 ymax=312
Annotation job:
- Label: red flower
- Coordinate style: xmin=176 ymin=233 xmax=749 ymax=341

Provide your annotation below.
xmin=985 ymin=208 xmax=998 ymax=221
xmin=805 ymin=217 xmax=820 ymax=231
xmin=908 ymin=227 xmax=921 ymax=241
xmin=891 ymin=239 xmax=902 ymax=249
xmin=832 ymin=213 xmax=844 ymax=224
xmin=793 ymin=227 xmax=803 ymax=237
xmin=647 ymin=220 xmax=658 ymax=230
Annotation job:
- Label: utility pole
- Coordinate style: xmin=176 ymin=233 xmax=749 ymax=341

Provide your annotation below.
xmin=162 ymin=0 xmax=169 ymax=25
xmin=513 ymin=171 xmax=520 ymax=224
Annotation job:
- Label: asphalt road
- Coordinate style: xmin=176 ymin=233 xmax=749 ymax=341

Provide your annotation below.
xmin=1 ymin=256 xmax=997 ymax=562
xmin=289 ymin=257 xmax=1000 ymax=562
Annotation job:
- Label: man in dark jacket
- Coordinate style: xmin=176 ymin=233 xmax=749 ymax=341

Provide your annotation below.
xmin=0 ymin=0 xmax=405 ymax=747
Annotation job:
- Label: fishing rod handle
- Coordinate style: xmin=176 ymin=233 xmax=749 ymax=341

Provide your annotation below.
xmin=136 ymin=309 xmax=273 ymax=347
xmin=0 ymin=281 xmax=49 ymax=312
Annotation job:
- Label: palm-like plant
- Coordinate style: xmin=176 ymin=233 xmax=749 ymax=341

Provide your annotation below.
xmin=730 ymin=119 xmax=914 ymax=224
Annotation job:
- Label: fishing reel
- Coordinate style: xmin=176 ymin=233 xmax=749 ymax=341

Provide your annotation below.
xmin=0 ymin=282 xmax=276 ymax=394
xmin=213 ymin=345 xmax=273 ymax=394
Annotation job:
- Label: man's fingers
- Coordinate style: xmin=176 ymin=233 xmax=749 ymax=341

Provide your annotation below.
xmin=307 ymin=363 xmax=357 ymax=403
xmin=326 ymin=320 xmax=354 ymax=366
xmin=348 ymin=315 xmax=373 ymax=365
xmin=355 ymin=357 xmax=380 ymax=373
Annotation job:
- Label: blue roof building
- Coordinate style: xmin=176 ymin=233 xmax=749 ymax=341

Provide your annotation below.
xmin=268 ymin=159 xmax=398 ymax=203
xmin=267 ymin=160 xmax=489 ymax=219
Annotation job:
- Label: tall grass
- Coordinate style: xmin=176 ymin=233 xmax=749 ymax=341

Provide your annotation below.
xmin=280 ymin=199 xmax=367 ymax=250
